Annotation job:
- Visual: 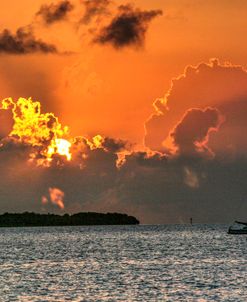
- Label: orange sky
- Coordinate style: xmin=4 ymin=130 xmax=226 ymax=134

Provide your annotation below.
xmin=1 ymin=0 xmax=247 ymax=145
xmin=1 ymin=0 xmax=247 ymax=222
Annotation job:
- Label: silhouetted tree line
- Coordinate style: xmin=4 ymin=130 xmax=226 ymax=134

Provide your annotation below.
xmin=0 ymin=212 xmax=140 ymax=227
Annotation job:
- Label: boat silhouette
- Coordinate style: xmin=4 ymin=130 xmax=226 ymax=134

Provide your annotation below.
xmin=228 ymin=221 xmax=247 ymax=234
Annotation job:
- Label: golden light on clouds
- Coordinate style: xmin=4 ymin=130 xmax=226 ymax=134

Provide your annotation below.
xmin=0 ymin=97 xmax=124 ymax=167
xmin=42 ymin=187 xmax=65 ymax=209
xmin=0 ymin=0 xmax=247 ymax=223
xmin=47 ymin=138 xmax=72 ymax=161
xmin=0 ymin=97 xmax=71 ymax=164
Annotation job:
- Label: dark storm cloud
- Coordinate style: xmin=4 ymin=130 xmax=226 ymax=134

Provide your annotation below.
xmin=0 ymin=131 xmax=247 ymax=224
xmin=94 ymin=4 xmax=162 ymax=48
xmin=0 ymin=27 xmax=58 ymax=54
xmin=123 ymin=151 xmax=167 ymax=168
xmin=36 ymin=0 xmax=74 ymax=25
xmin=118 ymin=154 xmax=247 ymax=223
xmin=102 ymin=137 xmax=127 ymax=153
xmin=81 ymin=0 xmax=111 ymax=24
xmin=171 ymin=107 xmax=222 ymax=157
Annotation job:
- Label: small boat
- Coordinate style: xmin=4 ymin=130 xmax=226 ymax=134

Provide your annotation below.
xmin=228 ymin=221 xmax=247 ymax=234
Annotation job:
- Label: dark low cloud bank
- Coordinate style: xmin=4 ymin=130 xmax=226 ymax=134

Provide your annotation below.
xmin=36 ymin=0 xmax=74 ymax=25
xmin=1 ymin=135 xmax=247 ymax=224
xmin=94 ymin=4 xmax=162 ymax=48
xmin=81 ymin=0 xmax=111 ymax=24
xmin=0 ymin=27 xmax=57 ymax=54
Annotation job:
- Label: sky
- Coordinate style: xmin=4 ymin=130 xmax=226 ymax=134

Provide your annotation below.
xmin=0 ymin=0 xmax=247 ymax=223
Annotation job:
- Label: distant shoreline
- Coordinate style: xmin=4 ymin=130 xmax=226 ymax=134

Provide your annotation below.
xmin=0 ymin=212 xmax=140 ymax=227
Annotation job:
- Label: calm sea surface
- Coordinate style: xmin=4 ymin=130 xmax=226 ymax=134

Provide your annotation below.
xmin=0 ymin=225 xmax=246 ymax=301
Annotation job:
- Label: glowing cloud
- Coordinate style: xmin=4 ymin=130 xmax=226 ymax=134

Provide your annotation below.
xmin=145 ymin=59 xmax=247 ymax=153
xmin=42 ymin=187 xmax=65 ymax=209
xmin=0 ymin=97 xmax=71 ymax=164
xmin=47 ymin=138 xmax=72 ymax=161
xmin=49 ymin=187 xmax=65 ymax=209
xmin=0 ymin=97 xmax=130 ymax=168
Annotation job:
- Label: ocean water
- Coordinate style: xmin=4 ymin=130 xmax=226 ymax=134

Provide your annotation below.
xmin=0 ymin=225 xmax=246 ymax=302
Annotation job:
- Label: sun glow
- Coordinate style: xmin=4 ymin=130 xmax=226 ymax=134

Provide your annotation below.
xmin=47 ymin=138 xmax=72 ymax=161
xmin=0 ymin=97 xmax=124 ymax=167
xmin=0 ymin=97 xmax=72 ymax=164
xmin=1 ymin=97 xmax=68 ymax=146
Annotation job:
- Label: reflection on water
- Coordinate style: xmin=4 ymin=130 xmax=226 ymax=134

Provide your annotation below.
xmin=0 ymin=225 xmax=246 ymax=301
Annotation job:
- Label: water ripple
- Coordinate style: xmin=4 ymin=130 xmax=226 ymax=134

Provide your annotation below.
xmin=0 ymin=225 xmax=246 ymax=301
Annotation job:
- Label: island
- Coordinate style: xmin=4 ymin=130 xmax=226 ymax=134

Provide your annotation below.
xmin=0 ymin=212 xmax=140 ymax=227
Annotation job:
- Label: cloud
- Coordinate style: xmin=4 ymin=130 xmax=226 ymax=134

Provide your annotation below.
xmin=36 ymin=0 xmax=74 ymax=25
xmin=48 ymin=187 xmax=65 ymax=209
xmin=1 ymin=59 xmax=247 ymax=224
xmin=101 ymin=137 xmax=127 ymax=153
xmin=0 ymin=136 xmax=32 ymax=163
xmin=183 ymin=167 xmax=199 ymax=189
xmin=0 ymin=97 xmax=68 ymax=148
xmin=171 ymin=107 xmax=222 ymax=157
xmin=123 ymin=150 xmax=167 ymax=169
xmin=0 ymin=109 xmax=13 ymax=139
xmin=0 ymin=27 xmax=58 ymax=55
xmin=94 ymin=4 xmax=162 ymax=48
xmin=81 ymin=0 xmax=111 ymax=24
xmin=0 ymin=124 xmax=247 ymax=223
xmin=145 ymin=59 xmax=247 ymax=158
